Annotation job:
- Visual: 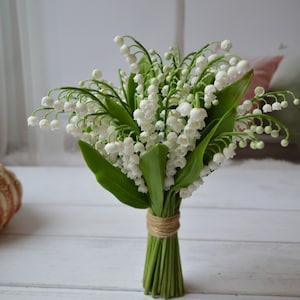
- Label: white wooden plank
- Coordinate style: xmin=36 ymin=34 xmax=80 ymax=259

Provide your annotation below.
xmin=183 ymin=241 xmax=300 ymax=296
xmin=181 ymin=207 xmax=300 ymax=243
xmin=9 ymin=167 xmax=113 ymax=206
xmin=0 ymin=235 xmax=299 ymax=296
xmin=3 ymin=204 xmax=300 ymax=243
xmin=9 ymin=162 xmax=300 ymax=210
xmin=0 ymin=287 xmax=298 ymax=300
xmin=187 ymin=160 xmax=300 ymax=210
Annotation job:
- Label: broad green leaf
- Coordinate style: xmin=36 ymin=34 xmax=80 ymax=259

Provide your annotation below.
xmin=210 ymin=70 xmax=253 ymax=140
xmin=202 ymin=110 xmax=236 ymax=165
xmin=172 ymin=119 xmax=220 ymax=191
xmin=195 ymin=118 xmax=219 ymax=147
xmin=127 ymin=73 xmax=137 ymax=113
xmin=212 ymin=107 xmax=236 ymax=139
xmin=139 ymin=144 xmax=169 ymax=215
xmin=78 ymin=140 xmax=149 ymax=209
xmin=207 ymin=70 xmax=253 ymax=126
xmin=173 ymin=105 xmax=239 ymax=191
xmin=105 ymin=99 xmax=139 ymax=133
xmin=138 ymin=55 xmax=152 ymax=77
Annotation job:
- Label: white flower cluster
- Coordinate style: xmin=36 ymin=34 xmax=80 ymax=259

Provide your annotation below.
xmin=164 ymin=107 xmax=206 ymax=190
xmin=104 ymin=137 xmax=147 ymax=193
xmin=28 ymin=35 xmax=299 ymax=200
xmin=235 ymin=85 xmax=299 ymax=149
xmin=109 ymin=36 xmax=252 ymax=197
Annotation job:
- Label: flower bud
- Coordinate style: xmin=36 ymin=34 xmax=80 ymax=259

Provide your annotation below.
xmin=113 ymin=35 xmax=124 ymax=45
xmin=27 ymin=116 xmax=39 ymax=127
xmin=50 ymin=119 xmax=61 ymax=131
xmin=254 ymin=86 xmax=265 ymax=97
xmin=39 ymin=119 xmax=50 ymax=130
xmin=220 ymin=39 xmax=232 ymax=51
xmin=41 ymin=96 xmax=54 ymax=107
xmin=92 ymin=69 xmax=102 ymax=79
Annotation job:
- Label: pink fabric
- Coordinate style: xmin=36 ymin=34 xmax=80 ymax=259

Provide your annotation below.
xmin=243 ymin=56 xmax=283 ymax=100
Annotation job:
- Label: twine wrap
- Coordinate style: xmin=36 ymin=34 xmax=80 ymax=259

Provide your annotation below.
xmin=146 ymin=210 xmax=180 ymax=238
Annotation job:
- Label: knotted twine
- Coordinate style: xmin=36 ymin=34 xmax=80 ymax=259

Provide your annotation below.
xmin=146 ymin=210 xmax=180 ymax=238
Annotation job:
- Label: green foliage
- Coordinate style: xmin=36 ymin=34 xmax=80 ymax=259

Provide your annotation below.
xmin=138 ymin=55 xmax=152 ymax=77
xmin=172 ymin=119 xmax=219 ymax=191
xmin=208 ymin=70 xmax=253 ymax=130
xmin=173 ymin=71 xmax=254 ymax=191
xmin=105 ymin=98 xmax=139 ymax=133
xmin=78 ymin=140 xmax=149 ymax=209
xmin=126 ymin=72 xmax=138 ymax=113
xmin=139 ymin=144 xmax=169 ymax=216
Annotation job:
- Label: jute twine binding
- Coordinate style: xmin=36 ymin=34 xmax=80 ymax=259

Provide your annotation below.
xmin=146 ymin=210 xmax=180 ymax=238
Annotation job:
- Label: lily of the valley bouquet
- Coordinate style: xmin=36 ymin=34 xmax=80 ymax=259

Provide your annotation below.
xmin=28 ymin=35 xmax=299 ymax=299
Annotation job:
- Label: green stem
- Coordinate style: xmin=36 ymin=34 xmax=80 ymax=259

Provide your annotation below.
xmin=143 ymin=232 xmax=184 ymax=299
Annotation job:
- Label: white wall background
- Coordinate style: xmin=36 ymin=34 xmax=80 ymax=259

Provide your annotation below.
xmin=34 ymin=0 xmax=300 ymax=86
xmin=22 ymin=0 xmax=300 ymax=91
xmin=1 ymin=0 xmax=300 ymax=165
xmin=26 ymin=0 xmax=180 ymax=88
xmin=185 ymin=0 xmax=300 ymax=56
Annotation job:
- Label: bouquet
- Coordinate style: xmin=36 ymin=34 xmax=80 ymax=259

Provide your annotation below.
xmin=28 ymin=35 xmax=299 ymax=299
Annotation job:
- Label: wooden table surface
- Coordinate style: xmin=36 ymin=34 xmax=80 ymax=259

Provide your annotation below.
xmin=1 ymin=160 xmax=300 ymax=299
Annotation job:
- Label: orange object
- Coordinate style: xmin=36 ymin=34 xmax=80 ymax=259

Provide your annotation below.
xmin=0 ymin=164 xmax=22 ymax=229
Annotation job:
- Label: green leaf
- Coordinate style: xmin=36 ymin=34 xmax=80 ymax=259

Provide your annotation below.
xmin=208 ymin=70 xmax=253 ymax=126
xmin=212 ymin=107 xmax=237 ymax=140
xmin=127 ymin=73 xmax=137 ymax=113
xmin=138 ymin=55 xmax=152 ymax=77
xmin=203 ymin=110 xmax=237 ymax=165
xmin=209 ymin=70 xmax=253 ymax=140
xmin=173 ymin=96 xmax=245 ymax=192
xmin=78 ymin=140 xmax=149 ymax=209
xmin=105 ymin=99 xmax=139 ymax=133
xmin=172 ymin=119 xmax=220 ymax=191
xmin=139 ymin=144 xmax=169 ymax=215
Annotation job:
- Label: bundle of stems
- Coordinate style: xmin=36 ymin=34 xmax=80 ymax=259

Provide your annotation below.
xmin=143 ymin=232 xmax=184 ymax=298
xmin=143 ymin=192 xmax=183 ymax=298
